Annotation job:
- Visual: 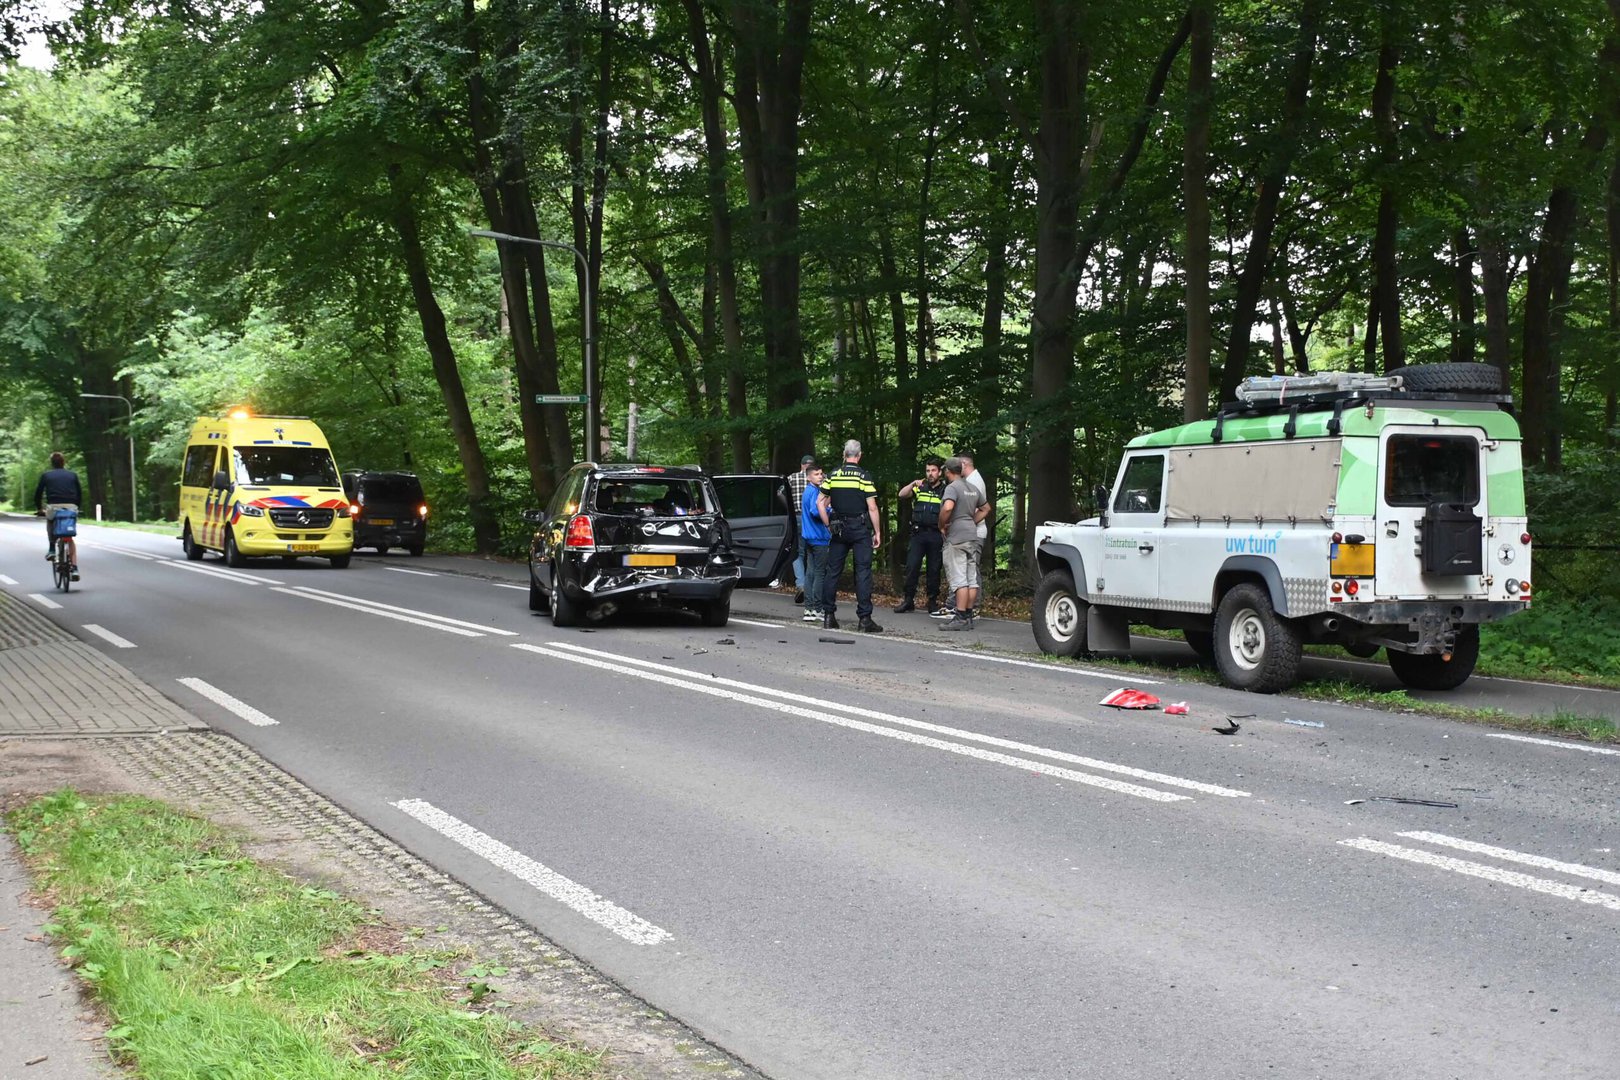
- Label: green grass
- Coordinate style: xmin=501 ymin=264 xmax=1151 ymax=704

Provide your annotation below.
xmin=1291 ymin=679 xmax=1618 ymax=742
xmin=4 ymin=793 xmax=606 ymax=1079
xmin=80 ymin=519 xmax=182 ymax=537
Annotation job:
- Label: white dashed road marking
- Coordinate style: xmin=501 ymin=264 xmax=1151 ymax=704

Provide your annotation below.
xmin=546 ymin=642 xmax=1245 ymax=798
xmin=386 ymin=567 xmax=438 ymax=577
xmin=1339 ymin=837 xmax=1620 ymax=912
xmin=0 ymin=574 xmax=18 ymax=585
xmin=178 ymin=677 xmax=280 ymax=726
xmin=272 ymin=587 xmax=485 ymax=637
xmin=1396 ymin=832 xmax=1620 ymax=888
xmin=728 ymin=616 xmax=785 ymax=628
xmin=27 ymin=593 xmax=62 ymax=610
xmin=518 ymin=643 xmax=1191 ymax=803
xmin=82 ymin=624 xmax=136 ymax=649
xmin=158 ymin=560 xmax=283 ymax=586
xmin=492 ymin=583 xmax=529 ymax=591
xmin=936 ymin=649 xmax=1164 ymax=685
xmin=391 ymin=798 xmax=672 ymax=946
xmin=1484 ymin=733 xmax=1620 ymax=757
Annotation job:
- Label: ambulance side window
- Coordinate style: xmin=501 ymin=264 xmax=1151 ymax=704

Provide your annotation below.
xmin=183 ymin=446 xmax=217 ymax=489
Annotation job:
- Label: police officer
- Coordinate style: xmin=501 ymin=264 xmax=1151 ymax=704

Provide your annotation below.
xmin=819 ymin=439 xmax=883 ymax=633
xmin=893 ymin=457 xmax=946 ymax=614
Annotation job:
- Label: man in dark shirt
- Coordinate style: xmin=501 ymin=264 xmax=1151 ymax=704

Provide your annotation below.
xmin=34 ymin=452 xmax=83 ymax=576
xmin=818 ymin=439 xmax=883 ymax=633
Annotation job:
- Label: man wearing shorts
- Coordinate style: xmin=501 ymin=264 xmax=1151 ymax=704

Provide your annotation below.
xmin=34 ymin=451 xmax=83 ymax=579
xmin=937 ymin=457 xmax=987 ymax=631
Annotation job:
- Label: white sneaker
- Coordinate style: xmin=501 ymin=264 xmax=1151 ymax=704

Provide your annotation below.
xmin=802 ymin=608 xmax=821 ymax=622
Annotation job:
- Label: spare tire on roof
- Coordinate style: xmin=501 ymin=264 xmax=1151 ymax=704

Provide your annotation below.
xmin=1388 ymin=362 xmax=1503 ymax=394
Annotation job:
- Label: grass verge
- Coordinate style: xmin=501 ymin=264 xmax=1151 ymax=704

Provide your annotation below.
xmin=82 ymin=519 xmax=182 ymax=537
xmin=4 ymin=792 xmax=606 ymax=1079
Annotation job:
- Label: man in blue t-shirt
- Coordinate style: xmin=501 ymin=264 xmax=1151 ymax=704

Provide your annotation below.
xmin=798 ymin=465 xmax=831 ymax=622
xmin=34 ymin=452 xmax=83 ymax=580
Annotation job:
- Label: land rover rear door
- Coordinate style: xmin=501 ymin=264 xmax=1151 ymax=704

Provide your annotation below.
xmin=1375 ymin=427 xmax=1487 ymax=599
xmin=712 ymin=474 xmax=795 ymax=587
xmin=1096 ymin=452 xmax=1166 ymax=608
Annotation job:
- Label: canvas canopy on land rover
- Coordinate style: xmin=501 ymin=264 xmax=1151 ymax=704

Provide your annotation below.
xmin=1030 ymin=364 xmax=1531 ymax=693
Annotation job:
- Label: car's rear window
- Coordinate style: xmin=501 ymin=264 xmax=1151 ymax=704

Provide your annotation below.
xmin=593 ymin=477 xmax=710 ymax=516
xmin=1385 ymin=435 xmax=1479 ymax=506
xmin=361 ymin=475 xmax=424 ymax=503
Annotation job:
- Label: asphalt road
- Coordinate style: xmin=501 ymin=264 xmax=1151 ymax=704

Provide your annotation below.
xmin=3 ymin=516 xmax=1617 ymax=1079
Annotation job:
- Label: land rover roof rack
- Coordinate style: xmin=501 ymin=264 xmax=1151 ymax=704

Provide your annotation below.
xmin=1235 ymin=373 xmax=1403 ymax=406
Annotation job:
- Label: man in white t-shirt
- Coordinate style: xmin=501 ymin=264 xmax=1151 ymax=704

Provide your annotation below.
xmin=960 ymin=452 xmax=989 ymax=618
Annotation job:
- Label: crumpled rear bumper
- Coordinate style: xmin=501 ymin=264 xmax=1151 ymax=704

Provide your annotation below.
xmin=563 ymin=551 xmax=741 ymax=603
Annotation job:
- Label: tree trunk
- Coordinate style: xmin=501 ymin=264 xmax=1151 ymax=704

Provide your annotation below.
xmin=1183 ymin=0 xmax=1213 ymax=420
xmin=1371 ymin=30 xmax=1404 ymax=372
xmin=1218 ymin=0 xmax=1320 ymax=402
xmin=683 ymin=0 xmax=752 ymax=471
xmin=1451 ymin=227 xmax=1478 ymax=364
xmin=1026 ymin=0 xmax=1089 ymax=556
xmin=728 ymin=0 xmax=815 ymax=476
xmin=1523 ymin=122 xmax=1609 ymax=467
xmin=1268 ymin=293 xmax=1287 ymax=375
xmin=1608 ymin=144 xmax=1620 ymax=446
xmin=1281 ymin=290 xmax=1311 ymax=372
xmin=1480 ymin=233 xmax=1511 ymax=378
xmin=389 ymin=168 xmax=500 ymax=553
xmin=978 ymin=150 xmax=1015 ymax=572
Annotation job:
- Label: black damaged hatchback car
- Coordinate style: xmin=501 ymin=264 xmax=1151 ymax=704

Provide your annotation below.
xmin=524 ymin=463 xmax=794 ymax=628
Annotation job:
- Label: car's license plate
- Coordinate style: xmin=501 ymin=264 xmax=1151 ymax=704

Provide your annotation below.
xmin=626 ymin=553 xmax=676 ymax=567
xmin=369 ymin=518 xmax=396 ymax=525
xmin=289 ymin=543 xmax=319 ymax=553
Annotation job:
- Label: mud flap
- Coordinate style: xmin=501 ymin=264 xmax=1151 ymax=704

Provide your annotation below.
xmin=1088 ymin=606 xmax=1131 ymax=652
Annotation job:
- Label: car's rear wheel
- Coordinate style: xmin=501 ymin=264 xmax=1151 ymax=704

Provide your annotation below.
xmin=224 ymin=528 xmax=247 ymax=568
xmin=408 ymin=543 xmax=425 ymax=557
xmin=529 ymin=577 xmax=551 ymax=613
xmin=182 ymin=523 xmax=206 ymax=561
xmin=700 ymin=599 xmax=730 ymax=627
xmin=551 ymin=580 xmax=582 ymax=627
xmin=1032 ymin=569 xmax=1088 ymax=657
xmin=1214 ymin=583 xmax=1302 ymax=693
xmin=1388 ymin=625 xmax=1479 ymax=690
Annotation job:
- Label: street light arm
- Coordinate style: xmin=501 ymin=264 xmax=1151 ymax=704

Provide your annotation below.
xmin=79 ymin=392 xmax=138 ymax=523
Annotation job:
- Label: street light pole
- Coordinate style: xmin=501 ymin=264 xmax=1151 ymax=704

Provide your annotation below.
xmin=80 ymin=392 xmax=137 ymax=522
xmin=469 ymin=229 xmax=598 ymax=459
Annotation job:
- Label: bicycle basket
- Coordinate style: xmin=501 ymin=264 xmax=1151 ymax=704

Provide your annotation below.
xmin=51 ymin=509 xmax=78 ymax=537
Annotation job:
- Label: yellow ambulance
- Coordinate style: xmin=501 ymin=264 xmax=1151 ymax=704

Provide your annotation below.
xmin=178 ymin=410 xmax=354 ymax=568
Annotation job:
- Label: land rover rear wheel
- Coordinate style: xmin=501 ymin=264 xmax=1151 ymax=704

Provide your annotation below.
xmin=1214 ymin=583 xmax=1302 ymax=693
xmin=1388 ymin=625 xmax=1479 ymax=691
xmin=1032 ymin=569 xmax=1089 ymax=658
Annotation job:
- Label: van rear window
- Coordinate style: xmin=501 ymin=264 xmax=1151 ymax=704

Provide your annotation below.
xmin=1385 ymin=435 xmax=1479 ymax=507
xmin=233 ymin=447 xmax=339 ymax=487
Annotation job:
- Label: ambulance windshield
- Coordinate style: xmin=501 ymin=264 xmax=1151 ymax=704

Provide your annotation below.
xmin=234 ymin=447 xmax=340 ymax=487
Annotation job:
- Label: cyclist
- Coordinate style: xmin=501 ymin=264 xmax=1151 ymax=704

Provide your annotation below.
xmin=33 ymin=452 xmax=82 ymax=581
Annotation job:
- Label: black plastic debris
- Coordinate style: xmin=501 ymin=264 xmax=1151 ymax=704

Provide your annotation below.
xmin=1368 ymin=796 xmax=1459 ymax=808
xmin=1211 ymin=719 xmax=1241 ymax=735
xmin=716 ymin=637 xmax=736 ymax=645
xmin=819 ymin=637 xmax=854 ymax=645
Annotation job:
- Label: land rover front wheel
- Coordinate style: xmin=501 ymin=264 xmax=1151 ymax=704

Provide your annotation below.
xmin=1183 ymin=628 xmax=1216 ymax=663
xmin=1214 ymin=583 xmax=1302 ymax=693
xmin=1032 ymin=569 xmax=1089 ymax=657
xmin=1388 ymin=625 xmax=1479 ymax=691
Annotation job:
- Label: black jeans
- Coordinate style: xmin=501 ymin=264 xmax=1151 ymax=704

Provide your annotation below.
xmin=821 ymin=518 xmax=874 ymax=619
xmin=902 ymin=529 xmax=943 ymax=607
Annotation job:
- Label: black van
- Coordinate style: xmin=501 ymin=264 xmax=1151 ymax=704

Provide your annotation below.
xmin=341 ymin=471 xmax=428 ymax=556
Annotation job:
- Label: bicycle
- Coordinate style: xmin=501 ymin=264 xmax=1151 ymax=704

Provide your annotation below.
xmin=38 ymin=508 xmax=78 ymax=593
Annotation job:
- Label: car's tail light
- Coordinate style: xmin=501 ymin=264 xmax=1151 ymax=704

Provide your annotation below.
xmin=565 ymin=515 xmax=595 ymax=547
xmin=418 ymin=504 xmax=429 ymax=517
xmin=1521 ymin=532 xmax=1532 ymax=545
xmin=349 ymin=504 xmax=361 ymax=518
xmin=1345 ymin=579 xmax=1360 ymax=597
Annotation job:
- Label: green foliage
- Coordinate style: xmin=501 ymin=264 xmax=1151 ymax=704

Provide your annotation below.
xmin=5 ymin=791 xmax=606 ymax=1079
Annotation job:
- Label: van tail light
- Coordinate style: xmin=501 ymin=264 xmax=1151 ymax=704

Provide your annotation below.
xmin=565 ymin=515 xmax=595 ymax=547
xmin=418 ymin=504 xmax=429 ymax=517
xmin=1345 ymin=579 xmax=1360 ymax=597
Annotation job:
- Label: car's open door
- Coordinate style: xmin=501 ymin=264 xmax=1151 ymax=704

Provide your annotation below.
xmin=712 ymin=474 xmax=796 ymax=587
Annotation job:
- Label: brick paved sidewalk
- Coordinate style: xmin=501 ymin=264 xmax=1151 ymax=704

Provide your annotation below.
xmin=0 ymin=591 xmax=205 ymax=737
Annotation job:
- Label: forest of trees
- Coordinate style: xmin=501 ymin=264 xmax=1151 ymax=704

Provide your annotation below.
xmin=3 ymin=0 xmax=1618 ymax=577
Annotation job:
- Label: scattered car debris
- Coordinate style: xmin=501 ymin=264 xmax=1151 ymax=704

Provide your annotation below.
xmin=1211 ymin=719 xmax=1241 ymax=735
xmin=1164 ymin=702 xmax=1190 ymax=715
xmin=1100 ymin=688 xmax=1162 ymax=709
xmin=691 ymin=649 xmax=708 ymax=656
xmin=1344 ymin=799 xmax=1367 ymax=806
xmin=716 ymin=637 xmax=736 ymax=645
xmin=1368 ymin=796 xmax=1459 ymax=808
xmin=1226 ymin=713 xmax=1257 ymax=719
xmin=819 ymin=637 xmax=854 ymax=645
xmin=1283 ymin=718 xmax=1326 ymax=729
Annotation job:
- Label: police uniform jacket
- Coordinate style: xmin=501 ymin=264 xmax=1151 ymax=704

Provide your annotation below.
xmin=910 ymin=479 xmax=945 ymax=530
xmin=822 ymin=463 xmax=877 ymax=521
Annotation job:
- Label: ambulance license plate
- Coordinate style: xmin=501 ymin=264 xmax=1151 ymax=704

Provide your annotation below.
xmin=289 ymin=543 xmax=319 ymax=553
xmin=626 ymin=554 xmax=676 ymax=567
